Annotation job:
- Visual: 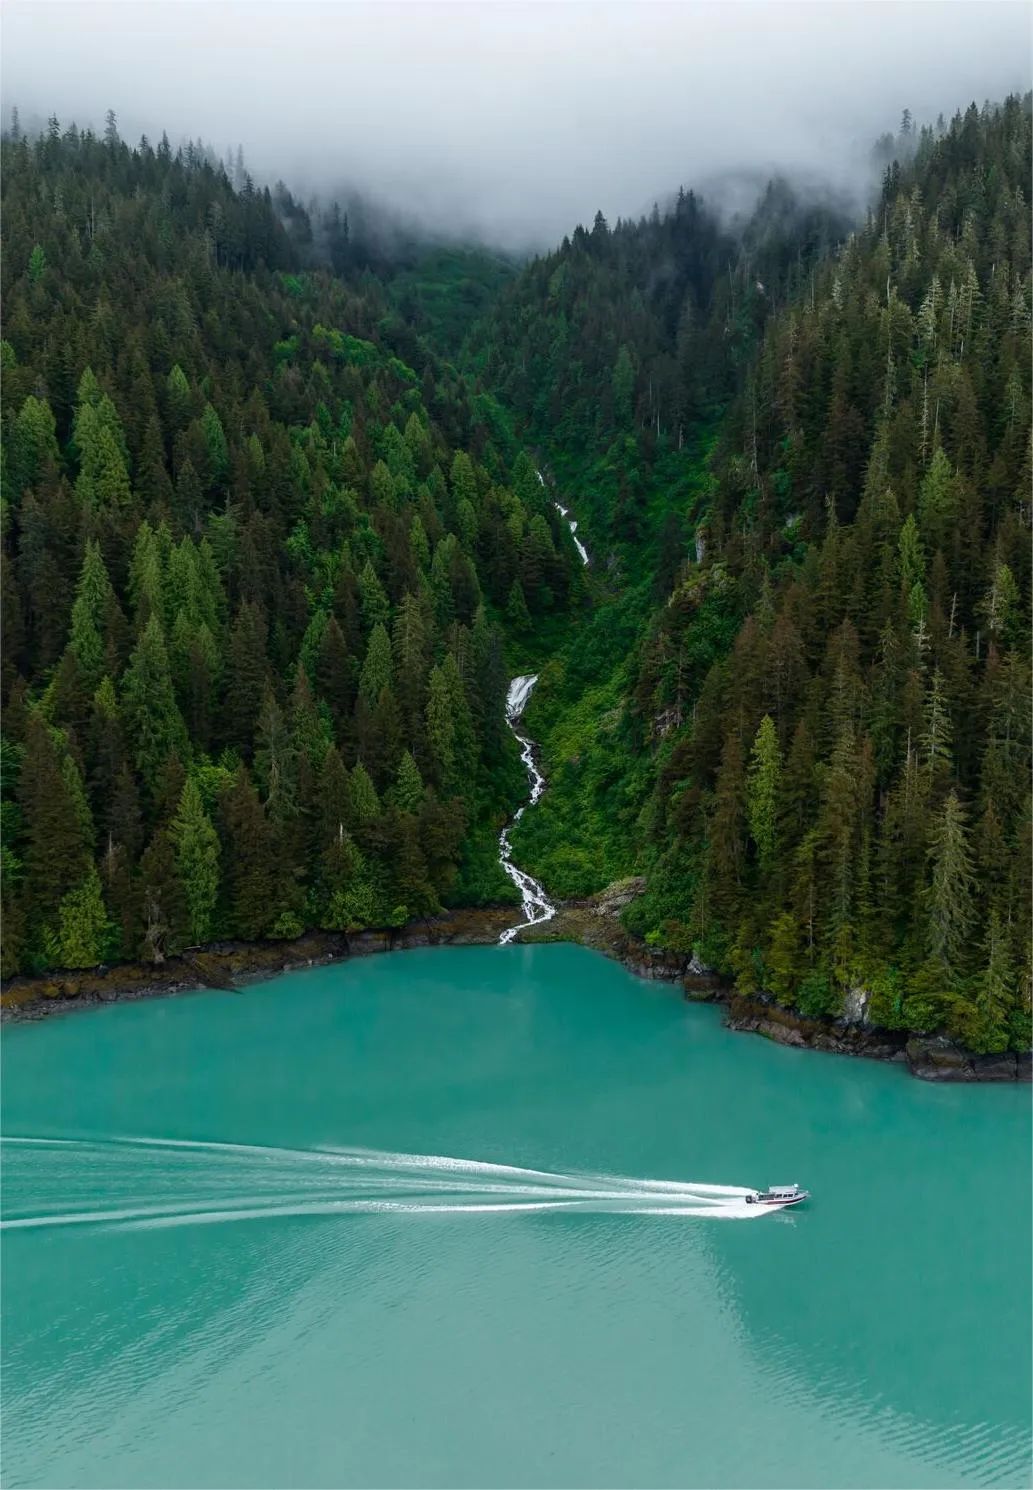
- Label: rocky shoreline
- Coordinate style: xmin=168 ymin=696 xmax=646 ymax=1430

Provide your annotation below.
xmin=0 ymin=909 xmax=515 ymax=1024
xmin=2 ymin=887 xmax=1028 ymax=1083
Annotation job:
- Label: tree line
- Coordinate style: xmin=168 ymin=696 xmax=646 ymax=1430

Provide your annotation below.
xmin=481 ymin=97 xmax=1032 ymax=1053
xmin=0 ymin=120 xmax=584 ymax=975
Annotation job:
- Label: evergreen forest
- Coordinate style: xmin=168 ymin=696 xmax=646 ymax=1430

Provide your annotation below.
xmin=2 ymin=97 xmax=1030 ymax=1056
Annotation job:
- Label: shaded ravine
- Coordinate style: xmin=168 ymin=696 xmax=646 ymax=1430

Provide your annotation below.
xmin=498 ymin=477 xmax=590 ymax=945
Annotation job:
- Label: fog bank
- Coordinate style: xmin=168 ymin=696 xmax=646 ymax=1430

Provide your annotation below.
xmin=4 ymin=1 xmax=1030 ymax=249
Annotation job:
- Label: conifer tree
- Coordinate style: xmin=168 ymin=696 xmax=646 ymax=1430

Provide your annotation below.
xmin=222 ymin=602 xmax=268 ymax=757
xmin=358 ymin=622 xmax=393 ymax=707
xmin=168 ymin=778 xmax=220 ymax=944
xmin=10 ymin=394 xmax=60 ymax=496
xmin=17 ymin=713 xmax=94 ymax=927
xmin=69 ymin=540 xmax=119 ymax=691
xmin=925 ymin=790 xmax=977 ymax=983
xmin=220 ymin=766 xmax=277 ymax=940
xmin=392 ymin=750 xmax=424 ymax=813
xmin=747 ymin=715 xmax=781 ymax=868
xmin=121 ymin=615 xmax=188 ymax=789
xmin=53 ymin=866 xmax=110 ymax=968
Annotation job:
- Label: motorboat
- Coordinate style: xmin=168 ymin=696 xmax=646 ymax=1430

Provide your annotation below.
xmin=745 ymin=1183 xmax=809 ymax=1207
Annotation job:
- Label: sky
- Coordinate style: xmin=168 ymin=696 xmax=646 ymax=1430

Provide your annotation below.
xmin=3 ymin=1 xmax=1031 ymax=249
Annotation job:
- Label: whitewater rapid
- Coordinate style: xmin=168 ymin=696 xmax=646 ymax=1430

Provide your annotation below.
xmin=1 ymin=1136 xmax=781 ymax=1232
xmin=538 ymin=467 xmax=590 ymax=569
xmin=498 ymin=674 xmax=556 ymax=944
xmin=497 ymin=475 xmax=591 ymax=945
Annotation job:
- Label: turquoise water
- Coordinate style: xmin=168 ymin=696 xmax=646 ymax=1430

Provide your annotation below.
xmin=2 ymin=944 xmax=1030 ymax=1489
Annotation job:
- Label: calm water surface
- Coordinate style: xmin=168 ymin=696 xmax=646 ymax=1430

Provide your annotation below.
xmin=2 ymin=945 xmax=1030 ymax=1488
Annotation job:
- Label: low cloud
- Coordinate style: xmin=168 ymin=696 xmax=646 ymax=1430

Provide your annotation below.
xmin=4 ymin=1 xmax=1030 ymax=250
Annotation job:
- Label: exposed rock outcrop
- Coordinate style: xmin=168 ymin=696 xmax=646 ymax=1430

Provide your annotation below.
xmin=904 ymin=1037 xmax=1032 ymax=1083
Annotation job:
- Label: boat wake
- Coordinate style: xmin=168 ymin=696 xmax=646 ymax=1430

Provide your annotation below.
xmin=1 ymin=1136 xmax=781 ymax=1233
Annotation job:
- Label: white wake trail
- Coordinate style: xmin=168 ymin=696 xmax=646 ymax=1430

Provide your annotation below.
xmin=1 ymin=1136 xmax=785 ymax=1233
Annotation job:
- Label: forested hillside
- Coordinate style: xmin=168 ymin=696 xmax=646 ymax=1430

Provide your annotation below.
xmin=484 ymin=98 xmax=1032 ymax=1053
xmin=2 ymin=99 xmax=1030 ymax=1057
xmin=0 ymin=120 xmax=582 ymax=976
xmin=472 ymin=177 xmax=849 ymax=571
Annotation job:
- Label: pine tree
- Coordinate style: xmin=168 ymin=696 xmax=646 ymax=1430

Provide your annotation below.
xmin=200 ymin=403 xmax=229 ymax=491
xmin=505 ymin=578 xmax=532 ymax=633
xmin=925 ymin=790 xmax=977 ymax=983
xmin=53 ymin=867 xmax=110 ymax=968
xmin=967 ymin=910 xmax=1015 ymax=1052
xmin=128 ymin=521 xmax=165 ymax=630
xmin=613 ymin=346 xmax=635 ymax=426
xmin=315 ymin=614 xmax=352 ymax=728
xmin=121 ymin=615 xmax=188 ymax=789
xmin=747 ymin=714 xmax=781 ymax=868
xmin=138 ymin=826 xmax=186 ymax=963
xmin=350 ymin=762 xmax=381 ymax=825
xmin=358 ymin=560 xmax=390 ymax=632
xmin=222 ymin=602 xmax=268 ymax=758
xmin=69 ymin=540 xmax=119 ymax=691
xmin=392 ymin=750 xmax=424 ymax=812
xmin=358 ymin=622 xmax=393 ymax=706
xmin=220 ymin=766 xmax=277 ymax=940
xmin=168 ymin=777 xmax=220 ymax=944
xmin=916 ymin=446 xmax=957 ymax=551
xmin=10 ymin=394 xmax=60 ymax=496
xmin=425 ymin=664 xmax=455 ymax=788
xmin=17 ymin=713 xmax=94 ymax=926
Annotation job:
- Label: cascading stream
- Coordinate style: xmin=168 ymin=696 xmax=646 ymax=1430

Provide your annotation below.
xmin=538 ymin=467 xmax=591 ymax=567
xmin=498 ymin=474 xmax=591 ymax=946
xmin=552 ymin=499 xmax=590 ymax=566
xmin=498 ymin=674 xmax=555 ymax=944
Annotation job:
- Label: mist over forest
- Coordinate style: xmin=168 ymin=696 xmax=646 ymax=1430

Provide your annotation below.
xmin=4 ymin=0 xmax=1030 ymax=250
xmin=2 ymin=4 xmax=1031 ymax=1060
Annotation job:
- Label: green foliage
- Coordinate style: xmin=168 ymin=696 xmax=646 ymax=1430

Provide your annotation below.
xmin=479 ymin=93 xmax=1032 ymax=1053
xmin=747 ymin=715 xmax=781 ymax=867
xmin=2 ymin=99 xmax=1030 ymax=1065
xmin=0 ymin=118 xmax=589 ymax=973
xmin=121 ymin=616 xmax=188 ymax=789
xmin=69 ymin=540 xmax=119 ymax=690
xmin=168 ymin=778 xmax=220 ymax=944
xmin=52 ymin=867 xmax=111 ymax=968
xmin=796 ymin=972 xmax=841 ymax=1020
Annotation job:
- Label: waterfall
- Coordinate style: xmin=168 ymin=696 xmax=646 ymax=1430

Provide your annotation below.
xmin=498 ymin=675 xmax=556 ymax=945
xmin=536 ymin=467 xmax=590 ymax=568
xmin=552 ymin=500 xmax=590 ymax=567
xmin=498 ymin=476 xmax=591 ymax=945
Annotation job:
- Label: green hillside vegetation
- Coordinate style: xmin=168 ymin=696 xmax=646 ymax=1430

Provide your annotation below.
xmin=2 ymin=99 xmax=1030 ymax=1058
xmin=482 ymin=99 xmax=1032 ymax=1054
xmin=0 ymin=119 xmax=583 ymax=974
